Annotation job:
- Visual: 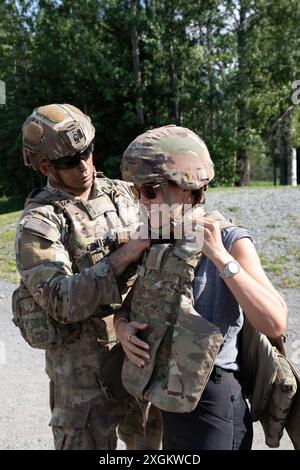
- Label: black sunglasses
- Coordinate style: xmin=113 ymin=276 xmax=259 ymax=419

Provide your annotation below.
xmin=133 ymin=183 xmax=161 ymax=200
xmin=52 ymin=143 xmax=93 ymax=170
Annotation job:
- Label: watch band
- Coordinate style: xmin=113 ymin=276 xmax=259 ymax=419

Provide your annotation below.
xmin=219 ymin=260 xmax=240 ymax=279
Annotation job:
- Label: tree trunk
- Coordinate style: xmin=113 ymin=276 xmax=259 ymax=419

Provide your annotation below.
xmin=130 ymin=0 xmax=144 ymax=126
xmin=164 ymin=2 xmax=180 ymax=124
xmin=235 ymin=1 xmax=250 ymax=186
xmin=206 ymin=14 xmax=215 ymax=137
xmin=168 ymin=41 xmax=180 ymax=125
xmin=280 ymin=155 xmax=288 ymax=185
xmin=279 ymin=108 xmax=294 ymax=185
xmin=0 ymin=81 xmax=5 ymax=105
xmin=270 ymin=107 xmax=294 ymax=186
xmin=273 ymin=162 xmax=277 ymax=186
xmin=236 ymin=97 xmax=250 ymax=186
xmin=288 ymin=148 xmax=297 ymax=186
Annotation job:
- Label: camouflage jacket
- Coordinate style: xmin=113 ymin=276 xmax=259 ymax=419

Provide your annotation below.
xmin=15 ymin=173 xmax=139 ymax=387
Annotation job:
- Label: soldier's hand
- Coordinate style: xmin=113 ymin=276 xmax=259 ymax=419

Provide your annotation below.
xmin=115 ymin=319 xmax=150 ymax=367
xmin=126 ymin=237 xmax=150 ymax=261
xmin=109 ymin=236 xmax=150 ymax=277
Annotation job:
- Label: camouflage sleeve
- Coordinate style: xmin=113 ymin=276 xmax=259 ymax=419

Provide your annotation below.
xmin=112 ymin=179 xmax=136 ymax=199
xmin=16 ymin=209 xmax=122 ymax=324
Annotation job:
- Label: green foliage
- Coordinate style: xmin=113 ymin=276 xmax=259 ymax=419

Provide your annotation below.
xmin=0 ymin=0 xmax=299 ymax=196
xmin=0 ymin=196 xmax=23 ymax=215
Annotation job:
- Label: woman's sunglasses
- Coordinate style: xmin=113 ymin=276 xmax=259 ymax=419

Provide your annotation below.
xmin=133 ymin=183 xmax=161 ymax=200
xmin=52 ymin=143 xmax=94 ymax=170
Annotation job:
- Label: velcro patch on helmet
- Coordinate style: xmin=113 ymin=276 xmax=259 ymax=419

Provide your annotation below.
xmin=65 ymin=125 xmax=85 ymax=149
xmin=23 ymin=122 xmax=43 ymax=144
xmin=38 ymin=105 xmax=67 ymax=122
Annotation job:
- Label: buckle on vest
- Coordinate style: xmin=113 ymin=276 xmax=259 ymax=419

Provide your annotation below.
xmin=87 ymin=237 xmax=115 ymax=252
xmin=87 ymin=239 xmax=104 ymax=252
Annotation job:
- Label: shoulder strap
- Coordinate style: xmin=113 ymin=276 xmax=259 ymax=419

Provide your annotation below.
xmin=205 ymin=210 xmax=235 ymax=231
xmin=95 ymin=176 xmax=121 ymax=212
xmin=25 ymin=187 xmax=67 ymax=211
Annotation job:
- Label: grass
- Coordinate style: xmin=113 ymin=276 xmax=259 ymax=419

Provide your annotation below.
xmin=257 ymin=253 xmax=269 ymax=267
xmin=0 ymin=210 xmax=21 ymax=283
xmin=279 ymin=276 xmax=300 ymax=288
xmin=0 ymin=197 xmax=23 ymax=283
xmin=227 ymin=206 xmax=240 ymax=213
xmin=209 ymin=181 xmax=300 ymax=191
xmin=258 ymin=249 xmax=300 ymax=289
xmin=265 ymin=264 xmax=285 ymax=274
xmin=268 ymin=234 xmax=288 ymax=242
xmin=248 ymin=180 xmax=274 ymax=187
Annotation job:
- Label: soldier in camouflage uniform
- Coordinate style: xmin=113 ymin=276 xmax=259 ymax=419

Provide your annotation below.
xmin=114 ymin=125 xmax=288 ymax=450
xmin=13 ymin=103 xmax=161 ymax=450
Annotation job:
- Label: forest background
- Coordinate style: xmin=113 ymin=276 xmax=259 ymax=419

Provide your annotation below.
xmin=0 ymin=0 xmax=300 ymax=199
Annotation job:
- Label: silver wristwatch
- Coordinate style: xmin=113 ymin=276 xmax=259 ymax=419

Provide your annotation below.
xmin=219 ymin=260 xmax=240 ymax=279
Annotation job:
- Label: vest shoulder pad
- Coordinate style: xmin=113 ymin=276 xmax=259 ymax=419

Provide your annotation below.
xmin=24 ymin=188 xmax=44 ymax=207
xmin=205 ymin=210 xmax=237 ymax=230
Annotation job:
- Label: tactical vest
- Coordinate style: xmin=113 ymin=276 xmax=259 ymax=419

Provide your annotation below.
xmin=240 ymin=317 xmax=298 ymax=448
xmin=12 ymin=174 xmax=137 ymax=349
xmin=122 ymin=211 xmax=233 ymax=413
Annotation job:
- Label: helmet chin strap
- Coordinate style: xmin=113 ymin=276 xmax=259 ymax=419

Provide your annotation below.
xmin=159 ymin=180 xmax=172 ymax=206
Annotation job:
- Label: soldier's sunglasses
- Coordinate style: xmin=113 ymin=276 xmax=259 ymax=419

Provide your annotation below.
xmin=52 ymin=143 xmax=93 ymax=170
xmin=133 ymin=183 xmax=161 ymax=200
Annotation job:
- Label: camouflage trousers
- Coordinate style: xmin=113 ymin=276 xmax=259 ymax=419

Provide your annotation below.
xmin=49 ymin=381 xmax=162 ymax=450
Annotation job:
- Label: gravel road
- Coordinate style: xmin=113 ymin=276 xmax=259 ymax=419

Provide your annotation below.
xmin=0 ymin=186 xmax=299 ymax=450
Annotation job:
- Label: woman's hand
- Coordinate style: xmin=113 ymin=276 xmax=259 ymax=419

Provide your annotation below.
xmin=196 ymin=216 xmax=227 ymax=262
xmin=184 ymin=209 xmax=227 ymax=261
xmin=115 ymin=319 xmax=150 ymax=367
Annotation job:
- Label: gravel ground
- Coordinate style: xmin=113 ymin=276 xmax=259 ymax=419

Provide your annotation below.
xmin=0 ymin=186 xmax=299 ymax=450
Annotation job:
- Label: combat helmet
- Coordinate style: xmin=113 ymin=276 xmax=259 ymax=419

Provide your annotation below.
xmin=121 ymin=124 xmax=214 ymax=190
xmin=22 ymin=104 xmax=95 ymax=170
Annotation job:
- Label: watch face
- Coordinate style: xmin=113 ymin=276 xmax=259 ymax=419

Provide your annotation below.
xmin=228 ymin=261 xmax=239 ymax=274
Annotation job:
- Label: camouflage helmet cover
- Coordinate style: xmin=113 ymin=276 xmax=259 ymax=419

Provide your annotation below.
xmin=121 ymin=125 xmax=214 ymax=190
xmin=22 ymin=103 xmax=95 ymax=170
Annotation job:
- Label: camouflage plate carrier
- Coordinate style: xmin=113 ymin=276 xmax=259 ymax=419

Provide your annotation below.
xmin=122 ymin=211 xmax=233 ymax=413
xmin=13 ymin=173 xmax=138 ymax=352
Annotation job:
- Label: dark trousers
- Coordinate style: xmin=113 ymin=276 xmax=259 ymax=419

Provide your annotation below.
xmin=162 ymin=366 xmax=253 ymax=450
